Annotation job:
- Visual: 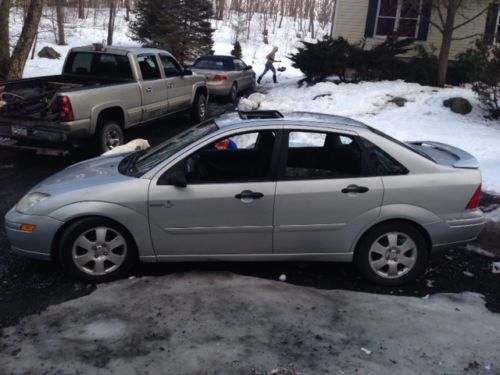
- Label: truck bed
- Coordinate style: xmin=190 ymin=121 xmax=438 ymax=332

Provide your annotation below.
xmin=0 ymin=74 xmax=131 ymax=120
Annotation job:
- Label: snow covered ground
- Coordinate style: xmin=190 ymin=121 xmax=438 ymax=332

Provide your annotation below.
xmin=1 ymin=272 xmax=499 ymax=374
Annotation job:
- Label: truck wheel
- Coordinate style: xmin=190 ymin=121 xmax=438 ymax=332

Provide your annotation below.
xmin=191 ymin=93 xmax=207 ymax=123
xmin=59 ymin=217 xmax=137 ymax=283
xmin=96 ymin=121 xmax=124 ymax=154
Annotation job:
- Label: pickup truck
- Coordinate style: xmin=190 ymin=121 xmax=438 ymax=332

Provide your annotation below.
xmin=0 ymin=45 xmax=209 ymax=154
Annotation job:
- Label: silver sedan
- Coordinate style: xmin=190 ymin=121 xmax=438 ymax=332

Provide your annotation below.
xmin=192 ymin=55 xmax=255 ymax=102
xmin=5 ymin=111 xmax=485 ymax=285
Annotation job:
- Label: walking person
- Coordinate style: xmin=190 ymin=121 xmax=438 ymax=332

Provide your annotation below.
xmin=257 ymin=46 xmax=281 ymax=84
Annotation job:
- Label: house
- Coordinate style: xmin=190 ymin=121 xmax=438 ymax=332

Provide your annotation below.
xmin=332 ymin=0 xmax=500 ymax=59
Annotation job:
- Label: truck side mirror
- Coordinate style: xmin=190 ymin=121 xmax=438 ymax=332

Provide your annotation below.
xmin=182 ymin=68 xmax=193 ymax=76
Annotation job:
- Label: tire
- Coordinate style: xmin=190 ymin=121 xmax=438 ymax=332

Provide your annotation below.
xmin=354 ymin=222 xmax=428 ymax=286
xmin=59 ymin=217 xmax=137 ymax=283
xmin=96 ymin=121 xmax=124 ymax=154
xmin=191 ymin=92 xmax=208 ymax=123
xmin=229 ymin=83 xmax=238 ymax=103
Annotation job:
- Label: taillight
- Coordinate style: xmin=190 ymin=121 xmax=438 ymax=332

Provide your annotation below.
xmin=212 ymin=75 xmax=227 ymax=81
xmin=465 ymin=184 xmax=481 ymax=210
xmin=58 ymin=96 xmax=74 ymax=122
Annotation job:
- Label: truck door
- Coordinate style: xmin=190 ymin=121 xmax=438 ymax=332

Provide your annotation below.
xmin=137 ymin=54 xmax=169 ymax=120
xmin=159 ymin=54 xmax=192 ymax=113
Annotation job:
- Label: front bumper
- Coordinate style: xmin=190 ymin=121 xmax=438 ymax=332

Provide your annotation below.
xmin=4 ymin=208 xmax=64 ymax=260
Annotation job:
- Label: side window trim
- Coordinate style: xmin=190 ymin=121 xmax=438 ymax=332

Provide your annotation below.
xmin=137 ymin=53 xmax=162 ymax=81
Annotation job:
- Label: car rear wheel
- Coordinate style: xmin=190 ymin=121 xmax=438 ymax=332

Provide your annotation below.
xmin=96 ymin=121 xmax=124 ymax=154
xmin=229 ymin=83 xmax=238 ymax=102
xmin=191 ymin=93 xmax=207 ymax=123
xmin=59 ymin=217 xmax=137 ymax=283
xmin=354 ymin=222 xmax=428 ymax=286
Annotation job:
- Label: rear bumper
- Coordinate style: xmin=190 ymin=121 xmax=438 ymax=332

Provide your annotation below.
xmin=206 ymin=81 xmax=232 ymax=96
xmin=426 ymin=211 xmax=486 ymax=251
xmin=4 ymin=208 xmax=64 ymax=261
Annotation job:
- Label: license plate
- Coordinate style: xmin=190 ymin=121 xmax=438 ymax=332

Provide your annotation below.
xmin=11 ymin=126 xmax=28 ymax=137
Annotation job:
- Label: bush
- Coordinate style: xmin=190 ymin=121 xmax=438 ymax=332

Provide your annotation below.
xmin=231 ymin=41 xmax=242 ymax=59
xmin=458 ymin=40 xmax=500 ymax=118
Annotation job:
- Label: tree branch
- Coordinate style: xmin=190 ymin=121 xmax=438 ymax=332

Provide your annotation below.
xmin=451 ymin=32 xmax=483 ymax=40
xmin=452 ymin=4 xmax=491 ymax=30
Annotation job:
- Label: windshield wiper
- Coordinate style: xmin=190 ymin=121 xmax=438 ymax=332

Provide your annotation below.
xmin=119 ymin=150 xmax=147 ymax=177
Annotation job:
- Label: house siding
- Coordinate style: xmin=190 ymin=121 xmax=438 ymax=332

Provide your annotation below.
xmin=333 ymin=0 xmax=490 ymax=59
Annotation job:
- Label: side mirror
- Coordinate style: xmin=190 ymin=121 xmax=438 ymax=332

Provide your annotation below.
xmin=182 ymin=68 xmax=193 ymax=76
xmin=245 ymin=65 xmax=253 ymax=71
xmin=159 ymin=171 xmax=187 ymax=187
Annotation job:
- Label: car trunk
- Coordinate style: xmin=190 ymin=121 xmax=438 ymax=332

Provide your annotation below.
xmin=0 ymin=74 xmax=129 ymax=120
xmin=191 ymin=69 xmax=228 ymax=81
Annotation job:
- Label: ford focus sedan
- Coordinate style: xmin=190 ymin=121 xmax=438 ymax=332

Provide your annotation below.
xmin=5 ymin=111 xmax=485 ymax=285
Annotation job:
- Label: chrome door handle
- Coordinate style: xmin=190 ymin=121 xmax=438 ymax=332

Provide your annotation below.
xmin=145 ymin=87 xmax=152 ymax=93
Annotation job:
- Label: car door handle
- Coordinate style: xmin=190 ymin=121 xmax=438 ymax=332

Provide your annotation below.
xmin=341 ymin=185 xmax=369 ymax=194
xmin=145 ymin=87 xmax=153 ymax=93
xmin=166 ymin=83 xmax=173 ymax=89
xmin=235 ymin=190 xmax=264 ymax=200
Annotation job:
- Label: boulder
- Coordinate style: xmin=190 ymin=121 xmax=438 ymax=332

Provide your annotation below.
xmin=38 ymin=47 xmax=61 ymax=59
xmin=443 ymin=97 xmax=472 ymax=115
xmin=388 ymin=97 xmax=407 ymax=107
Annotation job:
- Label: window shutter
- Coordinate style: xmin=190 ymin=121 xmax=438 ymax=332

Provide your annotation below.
xmin=417 ymin=0 xmax=433 ymax=41
xmin=364 ymin=0 xmax=380 ymax=38
xmin=484 ymin=3 xmax=499 ymax=45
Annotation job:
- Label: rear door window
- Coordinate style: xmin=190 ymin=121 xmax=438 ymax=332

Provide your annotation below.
xmin=64 ymin=52 xmax=133 ymax=79
xmin=138 ymin=54 xmax=162 ymax=80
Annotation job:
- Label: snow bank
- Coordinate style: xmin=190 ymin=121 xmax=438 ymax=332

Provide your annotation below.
xmin=1 ymin=272 xmax=499 ymax=374
xmin=102 ymin=138 xmax=150 ymax=155
xmin=260 ymin=79 xmax=500 ymax=193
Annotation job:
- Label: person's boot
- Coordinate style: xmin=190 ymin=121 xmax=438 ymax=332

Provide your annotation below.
xmin=273 ymin=74 xmax=277 ymax=83
xmin=257 ymin=77 xmax=262 ymax=84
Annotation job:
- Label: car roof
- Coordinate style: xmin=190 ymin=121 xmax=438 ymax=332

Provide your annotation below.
xmin=195 ymin=55 xmax=237 ymax=61
xmin=70 ymin=45 xmax=174 ymax=57
xmin=214 ymin=111 xmax=370 ymax=133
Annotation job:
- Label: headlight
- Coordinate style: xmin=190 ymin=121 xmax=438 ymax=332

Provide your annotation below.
xmin=16 ymin=192 xmax=50 ymax=213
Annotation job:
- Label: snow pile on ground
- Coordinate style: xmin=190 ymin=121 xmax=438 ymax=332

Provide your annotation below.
xmin=259 ymin=79 xmax=500 ymax=193
xmin=102 ymin=138 xmax=150 ymax=155
xmin=1 ymin=272 xmax=499 ymax=374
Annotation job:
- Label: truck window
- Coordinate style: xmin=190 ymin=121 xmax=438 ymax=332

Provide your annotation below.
xmin=64 ymin=52 xmax=133 ymax=79
xmin=159 ymin=54 xmax=182 ymax=77
xmin=138 ymin=54 xmax=162 ymax=80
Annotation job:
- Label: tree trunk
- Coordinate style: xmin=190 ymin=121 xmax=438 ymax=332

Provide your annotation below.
xmin=437 ymin=2 xmax=457 ymax=87
xmin=125 ymin=0 xmax=130 ymax=21
xmin=107 ymin=0 xmax=116 ymax=46
xmin=78 ymin=0 xmax=84 ymax=19
xmin=0 ymin=0 xmax=10 ymax=78
xmin=56 ymin=0 xmax=65 ymax=45
xmin=6 ymin=0 xmax=43 ymax=80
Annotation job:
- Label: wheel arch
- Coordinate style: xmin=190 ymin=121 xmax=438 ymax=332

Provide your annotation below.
xmin=91 ymin=104 xmax=127 ymax=134
xmin=50 ymin=215 xmax=139 ymax=261
xmin=352 ymin=218 xmax=432 ymax=259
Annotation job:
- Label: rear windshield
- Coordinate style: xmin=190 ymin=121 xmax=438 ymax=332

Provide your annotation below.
xmin=193 ymin=58 xmax=234 ymax=71
xmin=64 ymin=52 xmax=133 ymax=79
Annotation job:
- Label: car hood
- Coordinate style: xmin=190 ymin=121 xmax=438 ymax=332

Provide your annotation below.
xmin=33 ymin=153 xmax=131 ymax=192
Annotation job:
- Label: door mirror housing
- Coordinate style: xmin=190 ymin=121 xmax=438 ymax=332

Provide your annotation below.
xmin=244 ymin=65 xmax=253 ymax=71
xmin=159 ymin=171 xmax=188 ymax=187
xmin=182 ymin=68 xmax=193 ymax=76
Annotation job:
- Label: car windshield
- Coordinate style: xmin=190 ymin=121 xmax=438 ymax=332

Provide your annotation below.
xmin=120 ymin=121 xmax=219 ymax=177
xmin=193 ymin=58 xmax=233 ymax=71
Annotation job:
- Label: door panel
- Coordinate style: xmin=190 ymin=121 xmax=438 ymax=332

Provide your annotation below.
xmin=148 ymin=182 xmax=276 ymax=255
xmin=138 ymin=54 xmax=168 ymax=120
xmin=159 ymin=54 xmax=192 ymax=112
xmin=274 ymin=177 xmax=383 ymax=254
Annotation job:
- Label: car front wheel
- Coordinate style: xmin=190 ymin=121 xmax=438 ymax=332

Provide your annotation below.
xmin=354 ymin=222 xmax=428 ymax=286
xmin=59 ymin=217 xmax=137 ymax=283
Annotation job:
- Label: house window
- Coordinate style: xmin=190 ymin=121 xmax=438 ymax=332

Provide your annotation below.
xmin=375 ymin=0 xmax=422 ymax=38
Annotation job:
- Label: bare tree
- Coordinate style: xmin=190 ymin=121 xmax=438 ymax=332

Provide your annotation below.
xmin=78 ymin=0 xmax=85 ymax=18
xmin=0 ymin=0 xmax=10 ymax=77
xmin=56 ymin=0 xmax=66 ymax=45
xmin=107 ymin=0 xmax=116 ymax=45
xmin=6 ymin=0 xmax=44 ymax=79
xmin=412 ymin=0 xmax=494 ymax=86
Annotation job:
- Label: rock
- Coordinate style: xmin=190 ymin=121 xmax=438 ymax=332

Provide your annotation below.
xmin=38 ymin=47 xmax=61 ymax=59
xmin=443 ymin=97 xmax=472 ymax=115
xmin=388 ymin=97 xmax=407 ymax=107
xmin=313 ymin=93 xmax=332 ymax=100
